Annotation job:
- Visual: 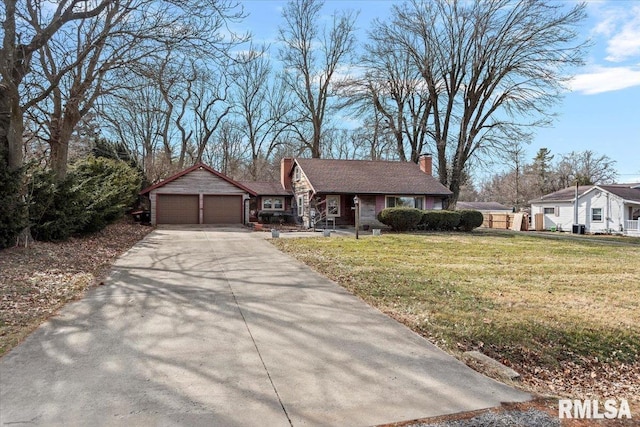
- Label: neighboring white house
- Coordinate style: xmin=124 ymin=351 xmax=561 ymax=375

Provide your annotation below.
xmin=529 ymin=184 xmax=640 ymax=236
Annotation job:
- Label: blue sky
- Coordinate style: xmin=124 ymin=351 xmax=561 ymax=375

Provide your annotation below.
xmin=237 ymin=0 xmax=640 ymax=182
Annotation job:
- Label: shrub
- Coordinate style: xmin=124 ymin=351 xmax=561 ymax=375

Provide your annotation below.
xmin=0 ymin=147 xmax=27 ymax=249
xmin=72 ymin=156 xmax=141 ymax=232
xmin=376 ymin=207 xmax=423 ymax=231
xmin=420 ymin=210 xmax=461 ymax=231
xmin=28 ymin=157 xmax=142 ymax=241
xmin=28 ymin=168 xmax=84 ymax=241
xmin=457 ymin=209 xmax=484 ymax=232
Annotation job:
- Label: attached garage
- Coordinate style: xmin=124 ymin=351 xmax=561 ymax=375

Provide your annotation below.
xmin=203 ymin=195 xmax=242 ymax=224
xmin=140 ymin=163 xmax=256 ymax=226
xmin=157 ymin=194 xmax=199 ymax=224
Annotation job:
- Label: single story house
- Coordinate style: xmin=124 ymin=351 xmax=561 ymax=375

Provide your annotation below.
xmin=140 ymin=163 xmax=256 ymax=225
xmin=284 ymin=154 xmax=452 ymax=229
xmin=140 ymin=155 xmax=452 ymax=228
xmin=529 ymin=183 xmax=640 ymax=235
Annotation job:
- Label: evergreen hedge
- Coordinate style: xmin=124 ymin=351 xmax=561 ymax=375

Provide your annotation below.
xmin=29 ymin=157 xmax=142 ymax=241
xmin=457 ymin=209 xmax=484 ymax=231
xmin=376 ymin=207 xmax=423 ymax=231
xmin=0 ymin=147 xmax=27 ymax=249
xmin=420 ymin=210 xmax=461 ymax=231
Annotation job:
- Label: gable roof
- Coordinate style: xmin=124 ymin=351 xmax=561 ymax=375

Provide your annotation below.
xmin=530 ymin=183 xmax=640 ymax=204
xmin=140 ymin=163 xmax=256 ymax=196
xmin=529 ymin=186 xmax=593 ymax=203
xmin=293 ymin=158 xmax=452 ymax=196
xmin=239 ymin=181 xmax=292 ymax=196
xmin=598 ymin=184 xmax=640 ymax=203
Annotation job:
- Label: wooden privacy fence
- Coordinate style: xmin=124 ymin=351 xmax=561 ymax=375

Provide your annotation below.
xmin=481 ymin=213 xmax=529 ymax=231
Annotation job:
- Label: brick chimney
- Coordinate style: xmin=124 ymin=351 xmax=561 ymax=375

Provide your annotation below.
xmin=281 ymin=158 xmax=294 ymax=191
xmin=419 ymin=154 xmax=432 ymax=176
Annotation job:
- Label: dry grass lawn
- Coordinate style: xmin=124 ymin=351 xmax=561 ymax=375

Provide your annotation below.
xmin=271 ymin=232 xmax=640 ymax=408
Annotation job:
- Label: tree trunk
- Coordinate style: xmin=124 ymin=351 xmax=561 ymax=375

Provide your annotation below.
xmin=48 ymin=107 xmax=79 ymax=181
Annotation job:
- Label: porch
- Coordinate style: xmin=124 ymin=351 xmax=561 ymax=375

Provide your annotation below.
xmin=625 ymin=220 xmax=640 ymax=236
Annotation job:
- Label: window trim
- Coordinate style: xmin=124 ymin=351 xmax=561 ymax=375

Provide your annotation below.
xmin=297 ymin=195 xmax=304 ymax=217
xmin=385 ymin=195 xmax=425 ymax=210
xmin=294 ymin=167 xmax=301 ymax=181
xmin=326 ymin=195 xmax=340 ymax=217
xmin=591 ymin=207 xmax=603 ymax=222
xmin=261 ymin=197 xmax=284 ymax=211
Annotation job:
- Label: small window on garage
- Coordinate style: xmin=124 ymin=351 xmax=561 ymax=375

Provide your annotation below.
xmin=592 ymin=207 xmax=603 ymax=222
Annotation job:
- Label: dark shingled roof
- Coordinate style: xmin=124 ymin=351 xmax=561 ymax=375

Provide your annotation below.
xmin=599 ymin=184 xmax=640 ymax=203
xmin=530 ymin=183 xmax=640 ymax=204
xmin=239 ymin=181 xmax=292 ymax=196
xmin=457 ymin=201 xmax=512 ymax=211
xmin=529 ymin=186 xmax=593 ymax=203
xmin=294 ymin=158 xmax=452 ymax=195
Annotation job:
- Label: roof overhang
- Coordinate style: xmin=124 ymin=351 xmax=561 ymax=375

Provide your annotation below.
xmin=140 ymin=162 xmax=257 ymax=196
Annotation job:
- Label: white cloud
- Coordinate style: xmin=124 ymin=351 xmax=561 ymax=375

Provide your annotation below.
xmin=570 ymin=65 xmax=640 ymax=94
xmin=604 ymin=5 xmax=640 ymax=62
xmin=589 ymin=3 xmax=640 ymax=63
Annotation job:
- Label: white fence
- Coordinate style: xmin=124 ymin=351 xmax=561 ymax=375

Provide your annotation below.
xmin=625 ymin=220 xmax=640 ymax=236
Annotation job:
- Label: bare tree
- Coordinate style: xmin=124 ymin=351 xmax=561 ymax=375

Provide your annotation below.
xmin=557 ymin=150 xmax=618 ymax=187
xmin=230 ymin=47 xmax=294 ymax=179
xmin=3 ymin=0 xmax=246 ymax=180
xmin=378 ymin=0 xmax=588 ymax=208
xmin=1 ymin=0 xmax=112 ymax=172
xmin=344 ymin=30 xmax=432 ymax=163
xmin=278 ymin=0 xmax=357 ymax=158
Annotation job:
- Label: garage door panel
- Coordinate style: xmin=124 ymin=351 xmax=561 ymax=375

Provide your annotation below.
xmin=157 ymin=194 xmax=199 ymax=224
xmin=203 ymin=195 xmax=242 ymax=224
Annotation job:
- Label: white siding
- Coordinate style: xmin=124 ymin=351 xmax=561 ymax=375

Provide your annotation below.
xmin=531 ymin=190 xmax=626 ymax=233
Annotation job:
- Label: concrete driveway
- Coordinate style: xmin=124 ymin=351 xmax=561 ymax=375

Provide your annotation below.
xmin=0 ymin=227 xmax=530 ymax=426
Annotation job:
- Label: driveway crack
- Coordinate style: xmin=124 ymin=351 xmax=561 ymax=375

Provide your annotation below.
xmin=208 ymin=236 xmax=293 ymax=427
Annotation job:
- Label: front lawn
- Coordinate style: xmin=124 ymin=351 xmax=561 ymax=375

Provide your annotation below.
xmin=271 ymin=232 xmax=640 ymax=404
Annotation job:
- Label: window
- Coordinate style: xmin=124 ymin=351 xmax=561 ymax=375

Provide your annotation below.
xmin=386 ymin=196 xmax=424 ymax=210
xmin=326 ymin=195 xmax=340 ymax=216
xmin=262 ymin=197 xmax=284 ymax=210
xmin=297 ymin=195 xmax=304 ymax=217
xmin=592 ymin=207 xmax=603 ymax=222
xmin=543 ymin=207 xmax=555 ymax=214
xmin=294 ymin=167 xmax=301 ymax=181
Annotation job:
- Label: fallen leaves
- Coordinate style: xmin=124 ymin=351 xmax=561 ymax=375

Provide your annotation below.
xmin=0 ymin=220 xmax=152 ymax=355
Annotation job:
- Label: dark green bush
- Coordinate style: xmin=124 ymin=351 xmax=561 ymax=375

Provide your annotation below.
xmin=28 ymin=157 xmax=141 ymax=241
xmin=72 ymin=156 xmax=141 ymax=232
xmin=420 ymin=210 xmax=461 ymax=231
xmin=457 ymin=209 xmax=484 ymax=232
xmin=28 ymin=168 xmax=84 ymax=241
xmin=376 ymin=207 xmax=423 ymax=231
xmin=0 ymin=147 xmax=27 ymax=249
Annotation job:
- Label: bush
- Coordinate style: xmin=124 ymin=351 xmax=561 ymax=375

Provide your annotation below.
xmin=457 ymin=209 xmax=484 ymax=232
xmin=0 ymin=148 xmax=27 ymax=249
xmin=28 ymin=157 xmax=142 ymax=241
xmin=72 ymin=156 xmax=141 ymax=232
xmin=258 ymin=210 xmax=295 ymax=224
xmin=420 ymin=210 xmax=461 ymax=231
xmin=376 ymin=207 xmax=423 ymax=231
